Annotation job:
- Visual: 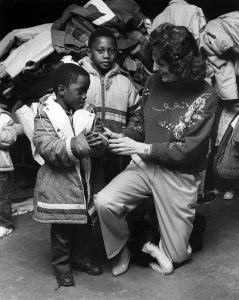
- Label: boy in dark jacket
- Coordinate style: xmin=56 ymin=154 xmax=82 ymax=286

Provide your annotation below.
xmin=33 ymin=63 xmax=107 ymax=287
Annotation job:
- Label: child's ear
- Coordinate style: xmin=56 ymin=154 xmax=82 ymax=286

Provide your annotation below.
xmin=58 ymin=84 xmax=65 ymax=97
xmin=87 ymin=48 xmax=92 ymax=59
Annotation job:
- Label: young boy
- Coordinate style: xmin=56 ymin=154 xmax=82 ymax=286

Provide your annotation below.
xmin=33 ymin=63 xmax=107 ymax=287
xmin=65 ymin=28 xmax=143 ymax=183
xmin=0 ymin=107 xmax=17 ymax=238
xmin=85 ymin=28 xmax=144 ymax=183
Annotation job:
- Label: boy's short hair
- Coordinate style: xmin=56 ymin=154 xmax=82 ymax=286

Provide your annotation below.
xmin=53 ymin=63 xmax=89 ymax=94
xmin=149 ymin=23 xmax=206 ymax=81
xmin=88 ymin=28 xmax=117 ymax=49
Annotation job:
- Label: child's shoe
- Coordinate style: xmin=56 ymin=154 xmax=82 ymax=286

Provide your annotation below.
xmin=223 ymin=191 xmax=235 ymax=200
xmin=56 ymin=271 xmax=75 ymax=287
xmin=72 ymin=258 xmax=102 ymax=275
xmin=0 ymin=226 xmax=13 ymax=238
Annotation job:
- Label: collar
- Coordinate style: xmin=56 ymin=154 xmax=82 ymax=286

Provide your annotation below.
xmin=79 ymin=56 xmax=120 ymax=78
xmin=64 ymin=109 xmax=74 ymax=116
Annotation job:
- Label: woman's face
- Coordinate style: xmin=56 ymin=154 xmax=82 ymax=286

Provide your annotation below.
xmin=155 ymin=59 xmax=177 ymax=82
xmin=152 ymin=48 xmax=177 ymax=82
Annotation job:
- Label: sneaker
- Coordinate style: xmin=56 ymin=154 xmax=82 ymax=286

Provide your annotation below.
xmin=0 ymin=227 xmax=13 ymax=238
xmin=223 ymin=191 xmax=235 ymax=200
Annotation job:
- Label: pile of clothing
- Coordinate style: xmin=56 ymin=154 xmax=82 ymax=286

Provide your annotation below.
xmin=0 ymin=0 xmax=154 ymax=168
xmin=0 ymin=0 xmax=152 ymax=113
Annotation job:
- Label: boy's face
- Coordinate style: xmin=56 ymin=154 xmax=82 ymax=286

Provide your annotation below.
xmin=90 ymin=36 xmax=117 ymax=75
xmin=62 ymin=75 xmax=90 ymax=111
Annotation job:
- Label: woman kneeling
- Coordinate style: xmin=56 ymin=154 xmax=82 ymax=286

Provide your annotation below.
xmin=95 ymin=23 xmax=218 ymax=276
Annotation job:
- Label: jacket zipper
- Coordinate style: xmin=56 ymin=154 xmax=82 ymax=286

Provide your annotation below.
xmin=100 ymin=77 xmax=105 ymax=123
xmin=68 ymin=111 xmax=88 ymax=207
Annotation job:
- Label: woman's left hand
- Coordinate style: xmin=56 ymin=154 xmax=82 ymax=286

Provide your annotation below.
xmin=109 ymin=137 xmax=145 ymax=155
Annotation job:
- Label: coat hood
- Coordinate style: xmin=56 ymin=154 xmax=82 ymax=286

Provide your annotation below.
xmin=78 ymin=56 xmax=120 ymax=89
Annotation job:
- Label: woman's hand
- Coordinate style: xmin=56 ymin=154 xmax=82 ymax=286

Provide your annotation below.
xmin=102 ymin=128 xmax=149 ymax=156
xmin=102 ymin=127 xmax=124 ymax=139
xmin=109 ymin=136 xmax=147 ymax=156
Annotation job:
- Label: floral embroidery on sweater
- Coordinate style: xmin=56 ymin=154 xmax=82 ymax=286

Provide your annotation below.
xmin=157 ymin=93 xmax=211 ymax=144
xmin=158 ymin=120 xmax=175 ymax=130
xmin=143 ymin=88 xmax=150 ymax=96
xmin=173 ymin=93 xmax=211 ymax=140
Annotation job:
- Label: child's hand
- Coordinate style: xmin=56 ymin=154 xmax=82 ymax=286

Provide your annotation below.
xmin=95 ymin=118 xmax=104 ymax=133
xmin=85 ymin=131 xmax=103 ymax=150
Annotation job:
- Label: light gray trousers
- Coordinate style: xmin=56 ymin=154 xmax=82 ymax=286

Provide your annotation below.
xmin=94 ymin=155 xmax=200 ymax=263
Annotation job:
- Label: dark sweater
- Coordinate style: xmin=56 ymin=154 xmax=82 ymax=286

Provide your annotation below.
xmin=141 ymin=74 xmax=218 ymax=173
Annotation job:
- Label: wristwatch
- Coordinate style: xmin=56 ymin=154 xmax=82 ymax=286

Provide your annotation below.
xmin=143 ymin=144 xmax=151 ymax=155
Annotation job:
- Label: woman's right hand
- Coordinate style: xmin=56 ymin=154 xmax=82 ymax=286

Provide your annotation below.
xmin=103 ymin=127 xmax=124 ymax=139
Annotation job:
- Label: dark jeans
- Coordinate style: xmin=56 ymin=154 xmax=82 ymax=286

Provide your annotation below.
xmin=0 ymin=172 xmax=13 ymax=229
xmin=97 ymin=154 xmax=130 ymax=185
xmin=50 ymin=223 xmax=93 ymax=275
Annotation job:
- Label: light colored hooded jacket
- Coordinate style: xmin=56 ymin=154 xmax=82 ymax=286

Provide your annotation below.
xmin=151 ymin=0 xmax=206 ymax=41
xmin=199 ymin=12 xmax=239 ymax=100
xmin=0 ymin=108 xmax=17 ymax=172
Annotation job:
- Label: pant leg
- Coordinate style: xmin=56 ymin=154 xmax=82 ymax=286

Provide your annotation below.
xmin=96 ymin=154 xmax=199 ymax=264
xmin=0 ymin=172 xmax=13 ymax=229
xmin=70 ymin=224 xmax=93 ymax=265
xmin=94 ymin=162 xmax=153 ymax=259
xmin=50 ymin=224 xmax=72 ymax=274
xmin=131 ymin=155 xmax=199 ymax=264
xmin=151 ymin=167 xmax=199 ymax=264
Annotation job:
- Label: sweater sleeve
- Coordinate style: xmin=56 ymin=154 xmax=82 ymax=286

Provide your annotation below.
xmin=122 ymin=80 xmax=144 ymax=142
xmin=147 ymin=90 xmax=218 ymax=165
xmin=122 ymin=78 xmax=153 ymax=142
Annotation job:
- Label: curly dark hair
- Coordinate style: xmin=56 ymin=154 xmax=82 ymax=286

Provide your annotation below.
xmin=149 ymin=23 xmax=206 ymax=81
xmin=53 ymin=63 xmax=89 ymax=94
xmin=88 ymin=28 xmax=117 ymax=49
